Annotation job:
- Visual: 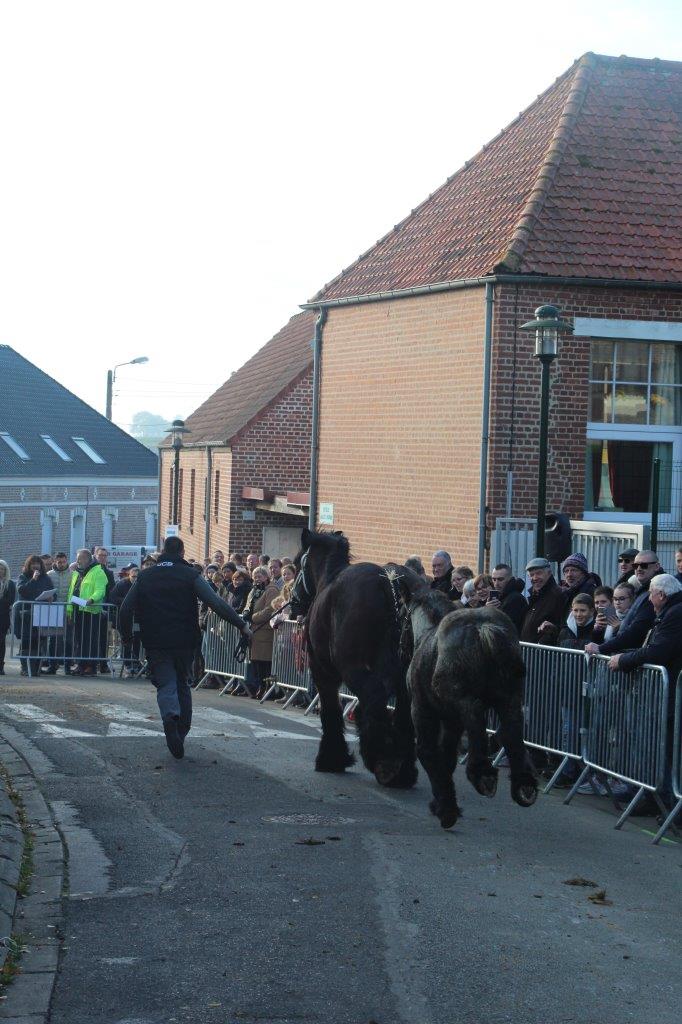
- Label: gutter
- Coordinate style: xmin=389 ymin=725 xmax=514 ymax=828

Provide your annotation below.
xmin=308 ymin=308 xmax=328 ymax=530
xmin=477 ymin=282 xmax=494 ymax=573
xmin=204 ymin=445 xmax=212 ymax=560
xmin=300 ymin=272 xmax=682 ymax=311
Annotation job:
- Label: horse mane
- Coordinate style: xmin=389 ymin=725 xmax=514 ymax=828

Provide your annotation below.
xmin=305 ymin=528 xmax=352 ymax=583
xmin=386 ymin=563 xmax=455 ymax=627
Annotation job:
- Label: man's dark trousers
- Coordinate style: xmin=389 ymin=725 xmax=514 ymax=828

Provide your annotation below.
xmin=146 ymin=649 xmax=194 ymax=737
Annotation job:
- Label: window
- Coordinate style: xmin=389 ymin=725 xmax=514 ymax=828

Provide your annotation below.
xmin=589 ymin=340 xmax=682 ymax=426
xmin=72 ymin=437 xmax=106 ymax=464
xmin=40 ymin=435 xmax=72 ymax=461
xmin=213 ymin=470 xmax=220 ymax=522
xmin=189 ymin=469 xmax=196 ymax=533
xmin=0 ymin=432 xmax=30 ymax=460
xmin=586 ymin=333 xmax=682 ymax=525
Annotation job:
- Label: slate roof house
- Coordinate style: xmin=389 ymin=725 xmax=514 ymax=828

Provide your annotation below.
xmin=0 ymin=345 xmax=159 ymax=572
xmin=302 ymin=52 xmax=682 ymax=570
xmin=158 ymin=311 xmax=315 ymax=561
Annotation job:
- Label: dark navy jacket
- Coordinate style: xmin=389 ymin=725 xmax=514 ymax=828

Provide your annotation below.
xmin=119 ymin=556 xmax=246 ymax=651
xmin=618 ymin=590 xmax=682 ymax=686
xmin=598 ymin=583 xmax=655 ymax=655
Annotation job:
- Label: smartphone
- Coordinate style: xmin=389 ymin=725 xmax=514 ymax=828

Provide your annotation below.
xmin=489 ymin=589 xmax=499 ymax=600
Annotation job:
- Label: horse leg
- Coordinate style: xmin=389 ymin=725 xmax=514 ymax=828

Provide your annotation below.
xmin=314 ymin=670 xmax=355 ymax=774
xmin=464 ymin=700 xmax=498 ymax=798
xmin=413 ymin=697 xmax=461 ymax=829
xmin=389 ymin=667 xmax=418 ymax=789
xmin=495 ymin=696 xmax=537 ymax=807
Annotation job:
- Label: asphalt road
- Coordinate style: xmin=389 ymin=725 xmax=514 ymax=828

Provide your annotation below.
xmin=0 ymin=665 xmax=680 ymax=1024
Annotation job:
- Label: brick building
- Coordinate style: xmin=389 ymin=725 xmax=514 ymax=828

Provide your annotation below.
xmin=0 ymin=346 xmax=159 ymax=573
xmin=303 ymin=53 xmax=682 ymax=569
xmin=158 ymin=312 xmax=315 ymax=561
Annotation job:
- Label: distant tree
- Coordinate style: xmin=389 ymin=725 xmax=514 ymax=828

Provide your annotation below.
xmin=128 ymin=411 xmax=179 ymax=450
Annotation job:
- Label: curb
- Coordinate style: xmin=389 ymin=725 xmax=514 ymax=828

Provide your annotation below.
xmin=0 ymin=736 xmax=65 ymax=1023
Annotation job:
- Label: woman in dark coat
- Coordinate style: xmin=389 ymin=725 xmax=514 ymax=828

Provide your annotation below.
xmin=16 ymin=554 xmax=55 ymax=676
xmin=227 ymin=569 xmax=252 ymax=614
xmin=0 ymin=559 xmax=16 ymax=675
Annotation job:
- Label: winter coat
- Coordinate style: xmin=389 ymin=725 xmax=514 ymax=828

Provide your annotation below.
xmin=227 ymin=580 xmax=251 ymax=614
xmin=520 ymin=577 xmax=565 ymax=645
xmin=119 ymin=555 xmax=246 ymax=652
xmin=244 ymin=582 xmax=280 ymax=662
xmin=67 ymin=563 xmax=108 ymax=616
xmin=15 ymin=571 xmax=55 ymax=641
xmin=618 ymin=591 xmax=682 ymax=695
xmin=109 ymin=577 xmax=134 ymax=608
xmin=558 ymin=617 xmax=596 ymax=651
xmin=498 ymin=578 xmax=528 ymax=636
xmin=48 ymin=566 xmax=72 ymax=603
xmin=431 ymin=567 xmax=453 ymax=595
xmin=0 ymin=579 xmax=16 ymax=635
xmin=598 ymin=583 xmax=655 ymax=655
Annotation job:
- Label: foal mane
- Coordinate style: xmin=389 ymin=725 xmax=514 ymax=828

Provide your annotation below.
xmin=304 ymin=528 xmax=352 ymax=584
xmin=412 ymin=587 xmax=455 ymax=627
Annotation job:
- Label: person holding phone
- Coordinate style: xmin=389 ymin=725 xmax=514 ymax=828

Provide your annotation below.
xmin=591 ymin=586 xmax=619 ymax=643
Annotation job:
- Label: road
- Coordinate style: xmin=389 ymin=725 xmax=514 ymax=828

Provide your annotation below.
xmin=0 ymin=665 xmax=680 ymax=1024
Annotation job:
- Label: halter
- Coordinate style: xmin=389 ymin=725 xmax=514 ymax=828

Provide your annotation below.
xmin=290 ymin=548 xmax=313 ymax=615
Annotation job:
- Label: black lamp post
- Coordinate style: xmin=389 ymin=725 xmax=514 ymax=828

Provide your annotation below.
xmin=519 ymin=305 xmax=573 ymax=557
xmin=165 ymin=419 xmax=188 ymax=526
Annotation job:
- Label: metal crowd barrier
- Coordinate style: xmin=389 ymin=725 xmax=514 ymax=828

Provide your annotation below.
xmin=653 ymin=672 xmax=681 ymax=844
xmin=10 ymin=600 xmax=123 ymax=677
xmin=197 ymin=613 xmax=249 ymax=694
xmin=262 ymin=619 xmax=314 ymax=709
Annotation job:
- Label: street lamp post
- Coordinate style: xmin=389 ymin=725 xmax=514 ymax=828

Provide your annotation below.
xmin=519 ymin=305 xmax=574 ymax=558
xmin=105 ymin=356 xmax=149 ymax=420
xmin=166 ymin=419 xmax=188 ymax=527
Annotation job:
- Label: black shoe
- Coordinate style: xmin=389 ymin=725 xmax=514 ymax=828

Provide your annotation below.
xmin=178 ymin=722 xmax=190 ymax=741
xmin=163 ymin=716 xmax=184 ymax=759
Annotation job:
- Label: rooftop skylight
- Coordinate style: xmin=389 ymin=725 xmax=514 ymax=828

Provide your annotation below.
xmin=41 ymin=434 xmax=72 ymax=461
xmin=72 ymin=437 xmax=106 ymax=464
xmin=0 ymin=432 xmax=30 ymax=461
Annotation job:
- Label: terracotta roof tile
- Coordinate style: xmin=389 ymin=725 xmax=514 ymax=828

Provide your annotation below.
xmin=172 ymin=311 xmax=315 ymax=447
xmin=311 ymin=53 xmax=682 ymax=302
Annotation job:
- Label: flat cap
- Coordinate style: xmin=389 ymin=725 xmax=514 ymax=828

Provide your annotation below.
xmin=525 ymin=557 xmax=552 ymax=571
xmin=618 ymin=547 xmax=639 ymax=560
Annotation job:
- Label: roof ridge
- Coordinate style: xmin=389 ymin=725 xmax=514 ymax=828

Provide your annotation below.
xmin=309 ymin=57 xmax=583 ymax=303
xmin=495 ymin=52 xmax=598 ymax=273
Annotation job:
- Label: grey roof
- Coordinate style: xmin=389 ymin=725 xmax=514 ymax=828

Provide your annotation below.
xmin=0 ymin=346 xmax=158 ymax=478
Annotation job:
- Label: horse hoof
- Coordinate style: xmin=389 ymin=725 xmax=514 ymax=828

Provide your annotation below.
xmin=472 ymin=770 xmax=498 ymax=798
xmin=512 ymin=774 xmax=538 ymax=807
xmin=383 ymin=761 xmax=418 ymax=790
xmin=439 ymin=805 xmax=460 ymax=829
xmin=315 ymin=749 xmax=355 ymax=773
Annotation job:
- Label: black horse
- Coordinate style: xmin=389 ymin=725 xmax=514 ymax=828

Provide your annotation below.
xmin=291 ymin=528 xmax=417 ymax=788
xmin=393 ymin=566 xmax=537 ymax=828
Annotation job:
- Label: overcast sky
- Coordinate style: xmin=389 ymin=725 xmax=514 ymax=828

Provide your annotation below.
xmin=1 ymin=0 xmax=681 ymax=436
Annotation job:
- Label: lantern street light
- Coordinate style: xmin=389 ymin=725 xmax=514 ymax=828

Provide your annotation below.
xmin=165 ymin=419 xmax=189 ymax=528
xmin=105 ymin=356 xmax=149 ymax=420
xmin=519 ymin=304 xmax=574 ymax=557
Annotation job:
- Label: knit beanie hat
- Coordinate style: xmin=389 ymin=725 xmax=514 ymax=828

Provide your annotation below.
xmin=562 ymin=553 xmax=588 ymax=573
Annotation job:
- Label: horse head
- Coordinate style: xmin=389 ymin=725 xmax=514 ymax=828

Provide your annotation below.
xmin=291 ymin=527 xmax=352 ymax=616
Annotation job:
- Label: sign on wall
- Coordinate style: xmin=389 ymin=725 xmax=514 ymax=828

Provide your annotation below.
xmin=319 ymin=502 xmax=334 ymax=526
xmin=165 ymin=525 xmax=179 ymax=538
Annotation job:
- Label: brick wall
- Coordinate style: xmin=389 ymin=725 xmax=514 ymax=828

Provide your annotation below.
xmin=316 ymin=290 xmax=487 ymax=568
xmin=487 ymin=283 xmax=682 ymax=525
xmin=158 ymin=368 xmax=312 ymax=559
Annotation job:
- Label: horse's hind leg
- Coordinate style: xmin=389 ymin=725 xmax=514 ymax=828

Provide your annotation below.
xmin=389 ymin=668 xmax=418 ymax=789
xmin=495 ymin=697 xmax=537 ymax=807
xmin=314 ymin=672 xmax=355 ymax=774
xmin=414 ymin=698 xmax=462 ymax=829
xmin=465 ymin=700 xmax=498 ymax=798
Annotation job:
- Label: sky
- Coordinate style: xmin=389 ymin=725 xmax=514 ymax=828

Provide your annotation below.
xmin=1 ymin=0 xmax=681 ymax=438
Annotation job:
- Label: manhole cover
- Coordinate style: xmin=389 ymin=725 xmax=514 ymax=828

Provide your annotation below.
xmin=262 ymin=813 xmax=356 ymax=825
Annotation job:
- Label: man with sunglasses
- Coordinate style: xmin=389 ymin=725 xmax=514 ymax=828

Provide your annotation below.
xmin=614 ymin=547 xmax=639 ymax=589
xmin=586 ymin=550 xmax=662 ymax=658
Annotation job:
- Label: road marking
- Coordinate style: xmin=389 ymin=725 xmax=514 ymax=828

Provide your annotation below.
xmin=41 ymin=724 xmax=99 ymax=738
xmin=107 ymin=723 xmax=163 ymax=738
xmin=2 ymin=703 xmax=64 ymax=722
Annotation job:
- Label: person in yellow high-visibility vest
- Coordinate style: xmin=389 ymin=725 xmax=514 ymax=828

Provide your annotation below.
xmin=67 ymin=549 xmax=108 ymax=675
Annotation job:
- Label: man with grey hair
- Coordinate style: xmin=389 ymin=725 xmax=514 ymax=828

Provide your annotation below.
xmin=430 ymin=550 xmax=453 ymax=594
xmin=604 ymin=573 xmax=682 ymax=675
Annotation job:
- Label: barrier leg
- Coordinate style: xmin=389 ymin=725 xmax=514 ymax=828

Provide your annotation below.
xmin=260 ymin=681 xmax=279 ymax=704
xmin=194 ymin=673 xmax=210 ymax=690
xmin=614 ymin=786 xmax=646 ymax=829
xmin=491 ymin=747 xmax=506 ymax=768
xmin=342 ymin=697 xmax=358 ymax=720
xmin=563 ymin=764 xmax=590 ymax=804
xmin=543 ymin=755 xmax=570 ymax=794
xmin=281 ymin=688 xmax=303 ymax=710
xmin=304 ymin=694 xmax=320 ymax=716
xmin=652 ymin=797 xmax=682 ymax=844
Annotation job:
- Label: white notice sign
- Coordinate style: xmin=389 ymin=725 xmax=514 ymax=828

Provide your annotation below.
xmin=319 ymin=502 xmax=334 ymax=526
xmin=165 ymin=525 xmax=179 ymax=538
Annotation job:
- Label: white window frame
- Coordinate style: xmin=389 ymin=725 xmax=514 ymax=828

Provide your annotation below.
xmin=577 ymin=317 xmax=682 ymax=527
xmin=0 ymin=432 xmax=30 ymax=460
xmin=40 ymin=435 xmax=72 ymax=461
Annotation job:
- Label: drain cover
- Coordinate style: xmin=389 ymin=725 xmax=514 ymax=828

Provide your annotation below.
xmin=262 ymin=813 xmax=356 ymax=825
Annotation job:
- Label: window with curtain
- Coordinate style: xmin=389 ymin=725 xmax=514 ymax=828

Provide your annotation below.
xmin=589 ymin=340 xmax=682 ymax=425
xmin=584 ymin=440 xmax=672 ymax=514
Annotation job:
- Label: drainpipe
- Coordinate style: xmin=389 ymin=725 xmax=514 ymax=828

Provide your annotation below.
xmin=156 ymin=447 xmax=163 ymax=547
xmin=308 ymin=308 xmax=328 ymax=530
xmin=477 ymin=282 xmax=494 ymax=573
xmin=204 ymin=445 xmax=212 ymax=560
